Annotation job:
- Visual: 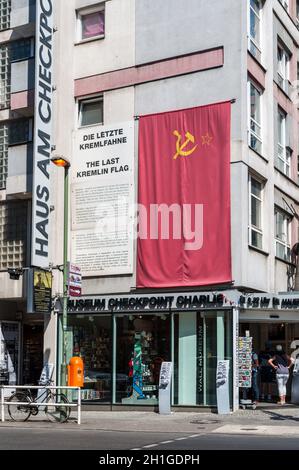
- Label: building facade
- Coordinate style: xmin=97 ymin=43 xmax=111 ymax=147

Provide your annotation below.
xmin=1 ymin=0 xmax=299 ymax=410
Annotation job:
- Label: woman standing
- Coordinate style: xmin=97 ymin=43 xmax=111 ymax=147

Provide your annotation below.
xmin=268 ymin=345 xmax=292 ymax=405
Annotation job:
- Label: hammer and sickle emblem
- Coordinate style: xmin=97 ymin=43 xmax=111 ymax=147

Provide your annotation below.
xmin=173 ymin=130 xmax=198 ymax=160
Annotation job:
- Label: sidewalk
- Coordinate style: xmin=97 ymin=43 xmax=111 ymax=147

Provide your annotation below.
xmin=1 ymin=404 xmax=299 ymax=435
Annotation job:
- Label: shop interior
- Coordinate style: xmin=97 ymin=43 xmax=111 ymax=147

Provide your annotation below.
xmin=239 ymin=322 xmax=299 ymax=402
xmin=67 ymin=313 xmax=170 ymax=404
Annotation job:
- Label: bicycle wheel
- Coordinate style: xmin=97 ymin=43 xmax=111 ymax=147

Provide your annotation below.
xmin=45 ymin=392 xmax=70 ymax=423
xmin=7 ymin=392 xmax=31 ymax=422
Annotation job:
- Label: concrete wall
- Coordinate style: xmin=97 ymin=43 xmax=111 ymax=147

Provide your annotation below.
xmin=74 ymin=0 xmax=135 ymax=78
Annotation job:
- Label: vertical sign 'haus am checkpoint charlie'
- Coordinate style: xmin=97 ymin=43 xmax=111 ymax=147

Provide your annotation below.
xmin=71 ymin=122 xmax=134 ymax=276
xmin=31 ymin=0 xmax=53 ymax=268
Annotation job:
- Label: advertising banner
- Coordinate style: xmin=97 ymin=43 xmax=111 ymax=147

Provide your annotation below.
xmin=31 ymin=0 xmax=54 ymax=268
xmin=71 ymin=122 xmax=134 ymax=276
xmin=137 ymin=102 xmax=231 ymax=288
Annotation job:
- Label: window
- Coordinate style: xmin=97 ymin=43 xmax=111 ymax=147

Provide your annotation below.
xmin=248 ymin=80 xmax=262 ymax=154
xmin=0 ymin=201 xmax=28 ymax=270
xmin=8 ymin=119 xmax=33 ymax=146
xmin=79 ymin=97 xmax=103 ymax=127
xmin=297 ymin=0 xmax=299 ymax=20
xmin=0 ymin=0 xmax=11 ymax=31
xmin=0 ymin=123 xmax=8 ymax=189
xmin=275 ymin=208 xmax=291 ymax=261
xmin=77 ymin=5 xmax=105 ymax=42
xmin=277 ymin=43 xmax=290 ymax=93
xmin=249 ymin=0 xmax=262 ymax=61
xmin=249 ymin=175 xmax=263 ymax=249
xmin=279 ymin=0 xmax=288 ymax=10
xmin=276 ymin=108 xmax=291 ymax=177
xmin=9 ymin=38 xmax=34 ymax=63
xmin=0 ymin=44 xmax=10 ymax=110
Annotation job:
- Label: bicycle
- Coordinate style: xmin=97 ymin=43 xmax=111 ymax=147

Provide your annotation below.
xmin=7 ymin=380 xmax=71 ymax=423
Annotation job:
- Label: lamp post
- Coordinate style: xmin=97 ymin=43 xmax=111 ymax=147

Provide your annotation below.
xmin=51 ymin=156 xmax=71 ymax=386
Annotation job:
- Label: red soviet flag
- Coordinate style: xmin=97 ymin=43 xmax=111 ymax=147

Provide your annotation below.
xmin=137 ymin=101 xmax=231 ymax=288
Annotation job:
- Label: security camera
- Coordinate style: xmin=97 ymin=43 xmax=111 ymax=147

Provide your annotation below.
xmin=8 ymin=268 xmax=23 ymax=280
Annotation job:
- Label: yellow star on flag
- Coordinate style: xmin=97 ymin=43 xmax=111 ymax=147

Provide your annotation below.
xmin=201 ymin=133 xmax=213 ymax=146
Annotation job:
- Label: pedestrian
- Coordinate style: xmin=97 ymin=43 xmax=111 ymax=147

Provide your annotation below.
xmin=268 ymin=345 xmax=292 ymax=405
xmin=251 ymin=350 xmax=260 ymax=404
xmin=259 ymin=343 xmax=275 ymax=402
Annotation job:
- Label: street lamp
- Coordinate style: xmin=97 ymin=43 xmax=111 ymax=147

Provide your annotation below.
xmin=51 ymin=155 xmax=71 ymax=386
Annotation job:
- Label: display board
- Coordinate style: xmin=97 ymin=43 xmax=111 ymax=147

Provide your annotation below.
xmin=216 ymin=359 xmax=230 ymax=414
xmin=238 ymin=336 xmax=252 ymax=388
xmin=71 ymin=121 xmax=134 ymax=277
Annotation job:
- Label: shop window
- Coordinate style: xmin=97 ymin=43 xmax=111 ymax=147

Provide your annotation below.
xmin=275 ymin=207 xmax=291 ymax=262
xmin=67 ymin=315 xmax=112 ymax=402
xmin=77 ymin=5 xmax=105 ymax=42
xmin=78 ymin=97 xmax=103 ymax=127
xmin=115 ymin=314 xmax=170 ymax=405
xmin=249 ymin=175 xmax=263 ymax=249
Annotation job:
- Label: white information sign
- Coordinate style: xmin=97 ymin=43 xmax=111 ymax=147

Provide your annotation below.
xmin=71 ymin=122 xmax=134 ymax=276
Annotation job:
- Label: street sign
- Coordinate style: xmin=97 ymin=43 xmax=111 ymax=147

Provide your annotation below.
xmin=67 ymin=263 xmax=82 ymax=297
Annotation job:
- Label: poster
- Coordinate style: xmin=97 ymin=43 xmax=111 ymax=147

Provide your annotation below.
xmin=71 ymin=121 xmax=134 ymax=276
xmin=33 ymin=269 xmax=52 ymax=314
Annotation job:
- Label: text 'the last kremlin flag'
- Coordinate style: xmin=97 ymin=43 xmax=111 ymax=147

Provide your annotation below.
xmin=137 ymin=101 xmax=232 ymax=288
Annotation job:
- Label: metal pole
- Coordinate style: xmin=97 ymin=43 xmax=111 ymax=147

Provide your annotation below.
xmin=61 ymin=166 xmax=69 ymax=387
xmin=77 ymin=386 xmax=81 ymax=425
xmin=1 ymin=387 xmax=4 ymax=422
